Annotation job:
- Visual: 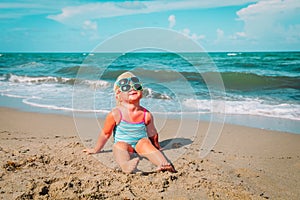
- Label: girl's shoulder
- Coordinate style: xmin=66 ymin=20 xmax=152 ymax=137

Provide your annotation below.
xmin=140 ymin=106 xmax=150 ymax=113
xmin=111 ymin=107 xmax=122 ymax=124
xmin=141 ymin=107 xmax=152 ymax=125
xmin=111 ymin=106 xmax=121 ymax=113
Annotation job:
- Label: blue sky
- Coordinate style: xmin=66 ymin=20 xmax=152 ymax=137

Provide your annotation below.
xmin=1 ymin=0 xmax=300 ymax=52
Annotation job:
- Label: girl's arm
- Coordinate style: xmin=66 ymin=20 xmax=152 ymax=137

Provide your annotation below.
xmin=83 ymin=112 xmax=116 ymax=154
xmin=145 ymin=112 xmax=161 ymax=150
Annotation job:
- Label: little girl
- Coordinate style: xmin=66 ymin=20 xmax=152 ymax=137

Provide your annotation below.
xmin=83 ymin=72 xmax=175 ymax=173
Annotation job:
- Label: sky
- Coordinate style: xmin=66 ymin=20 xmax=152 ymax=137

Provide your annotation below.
xmin=0 ymin=0 xmax=300 ymax=52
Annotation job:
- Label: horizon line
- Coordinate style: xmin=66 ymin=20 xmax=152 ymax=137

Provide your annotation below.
xmin=1 ymin=50 xmax=299 ymax=54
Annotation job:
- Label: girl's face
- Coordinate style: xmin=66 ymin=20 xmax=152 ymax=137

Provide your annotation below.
xmin=117 ymin=88 xmax=143 ymax=103
xmin=115 ymin=76 xmax=143 ymax=104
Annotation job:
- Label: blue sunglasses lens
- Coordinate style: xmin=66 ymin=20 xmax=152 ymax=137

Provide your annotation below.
xmin=117 ymin=77 xmax=140 ymax=86
xmin=120 ymin=83 xmax=143 ymax=92
xmin=118 ymin=78 xmax=128 ymax=85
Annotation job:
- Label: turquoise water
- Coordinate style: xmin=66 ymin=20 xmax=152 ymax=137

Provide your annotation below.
xmin=0 ymin=52 xmax=299 ymax=133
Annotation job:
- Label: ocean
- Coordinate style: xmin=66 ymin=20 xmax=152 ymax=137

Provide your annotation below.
xmin=0 ymin=52 xmax=299 ymax=134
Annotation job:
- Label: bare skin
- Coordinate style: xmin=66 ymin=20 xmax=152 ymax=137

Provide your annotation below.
xmin=83 ymin=77 xmax=175 ymax=173
xmin=113 ymin=142 xmax=139 ymax=173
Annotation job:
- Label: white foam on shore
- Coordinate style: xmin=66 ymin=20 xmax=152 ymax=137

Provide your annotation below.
xmin=22 ymin=98 xmax=109 ymax=114
xmin=5 ymin=74 xmax=110 ymax=89
xmin=183 ymin=98 xmax=300 ymax=121
xmin=22 ymin=95 xmax=300 ymax=122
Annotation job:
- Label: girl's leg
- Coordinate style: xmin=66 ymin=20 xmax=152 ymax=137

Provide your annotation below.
xmin=113 ymin=142 xmax=139 ymax=173
xmin=135 ymin=138 xmax=175 ymax=172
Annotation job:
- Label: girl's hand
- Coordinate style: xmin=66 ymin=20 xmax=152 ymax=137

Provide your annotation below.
xmin=82 ymin=148 xmax=97 ymax=155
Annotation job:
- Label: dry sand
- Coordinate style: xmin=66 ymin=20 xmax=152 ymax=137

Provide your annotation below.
xmin=0 ymin=107 xmax=299 ymax=199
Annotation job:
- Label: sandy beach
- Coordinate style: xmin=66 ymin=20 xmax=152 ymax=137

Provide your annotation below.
xmin=0 ymin=107 xmax=299 ymax=199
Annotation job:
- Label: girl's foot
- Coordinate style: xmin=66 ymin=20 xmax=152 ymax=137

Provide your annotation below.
xmin=120 ymin=157 xmax=139 ymax=174
xmin=157 ymin=163 xmax=176 ymax=173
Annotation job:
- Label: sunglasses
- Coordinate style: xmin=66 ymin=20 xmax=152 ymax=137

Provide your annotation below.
xmin=116 ymin=77 xmax=143 ymax=92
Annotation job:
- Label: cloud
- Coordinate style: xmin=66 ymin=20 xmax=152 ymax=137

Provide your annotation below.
xmin=115 ymin=1 xmax=147 ymax=10
xmin=216 ymin=28 xmax=224 ymax=38
xmin=82 ymin=20 xmax=97 ymax=31
xmin=236 ymin=0 xmax=300 ymax=43
xmin=47 ymin=0 xmax=257 ymax=25
xmin=229 ymin=31 xmax=247 ymax=40
xmin=235 ymin=32 xmax=246 ymax=38
xmin=81 ymin=20 xmax=99 ymax=41
xmin=168 ymin=14 xmax=176 ymax=28
xmin=0 ymin=1 xmax=70 ymax=19
xmin=211 ymin=28 xmax=225 ymax=46
xmin=181 ymin=28 xmax=205 ymax=41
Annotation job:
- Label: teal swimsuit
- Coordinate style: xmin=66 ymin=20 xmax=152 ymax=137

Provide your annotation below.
xmin=113 ymin=109 xmax=148 ymax=149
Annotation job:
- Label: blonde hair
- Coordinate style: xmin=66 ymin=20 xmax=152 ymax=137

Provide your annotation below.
xmin=113 ymin=71 xmax=136 ymax=92
xmin=114 ymin=71 xmax=137 ymax=105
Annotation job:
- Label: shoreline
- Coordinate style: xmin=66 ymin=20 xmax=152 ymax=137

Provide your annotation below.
xmin=0 ymin=107 xmax=300 ymax=199
xmin=0 ymin=94 xmax=299 ymax=135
